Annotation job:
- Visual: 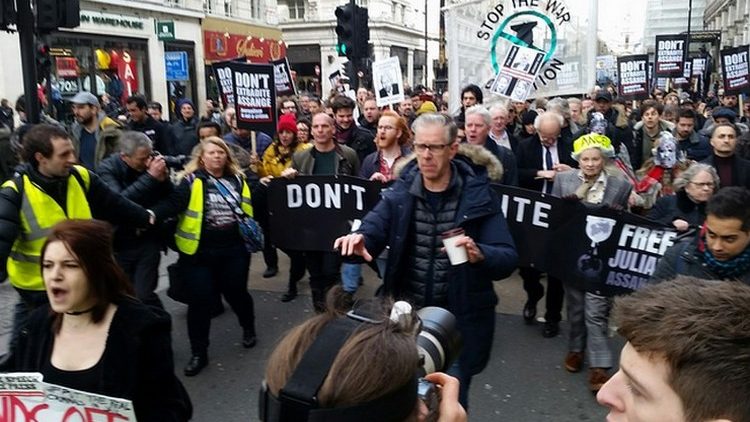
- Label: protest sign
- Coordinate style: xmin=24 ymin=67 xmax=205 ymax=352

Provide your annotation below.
xmin=0 ymin=372 xmax=137 ymax=421
xmin=616 ymin=55 xmax=649 ymax=100
xmin=489 ymin=44 xmax=545 ymax=101
xmin=595 ymin=55 xmax=618 ymax=86
xmin=673 ymin=60 xmax=692 ymax=87
xmin=268 ymin=176 xmax=382 ymax=251
xmin=372 ymin=57 xmax=405 ymax=107
xmin=229 ymin=62 xmax=276 ymax=134
xmin=720 ymin=45 xmax=750 ymax=95
xmin=271 ymin=57 xmax=296 ymax=97
xmin=212 ymin=60 xmax=235 ymax=108
xmin=691 ymin=57 xmax=706 ymax=76
xmin=654 ymin=34 xmax=687 ymax=77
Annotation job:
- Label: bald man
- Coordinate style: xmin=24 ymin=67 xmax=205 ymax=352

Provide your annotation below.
xmin=281 ymin=113 xmax=360 ymax=312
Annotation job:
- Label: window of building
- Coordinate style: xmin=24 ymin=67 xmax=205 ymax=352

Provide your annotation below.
xmin=250 ymin=0 xmax=261 ymax=19
xmin=286 ymin=0 xmax=305 ymax=19
xmin=224 ymin=0 xmax=234 ymax=16
xmin=203 ymin=0 xmax=213 ymax=13
xmin=356 ymin=0 xmax=368 ymax=7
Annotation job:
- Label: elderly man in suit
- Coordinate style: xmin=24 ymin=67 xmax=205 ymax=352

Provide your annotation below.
xmin=515 ymin=111 xmax=578 ymax=338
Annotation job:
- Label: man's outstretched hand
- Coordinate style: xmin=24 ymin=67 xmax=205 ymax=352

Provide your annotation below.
xmin=333 ymin=233 xmax=373 ymax=262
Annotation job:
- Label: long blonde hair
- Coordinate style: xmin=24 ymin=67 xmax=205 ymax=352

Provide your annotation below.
xmin=180 ymin=136 xmax=243 ymax=179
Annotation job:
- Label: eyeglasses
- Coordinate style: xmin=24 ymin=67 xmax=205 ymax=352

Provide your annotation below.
xmin=413 ymin=143 xmax=452 ymax=153
xmin=377 ymin=125 xmax=396 ymax=131
xmin=689 ymin=181 xmax=715 ymax=188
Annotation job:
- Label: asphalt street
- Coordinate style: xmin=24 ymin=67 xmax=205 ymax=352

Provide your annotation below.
xmin=0 ymin=251 xmax=614 ymax=421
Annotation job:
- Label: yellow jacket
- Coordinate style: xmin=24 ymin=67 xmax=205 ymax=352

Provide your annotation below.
xmin=259 ymin=142 xmax=311 ymax=177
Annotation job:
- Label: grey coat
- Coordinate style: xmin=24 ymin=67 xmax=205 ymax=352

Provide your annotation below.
xmin=291 ymin=143 xmax=360 ymax=176
xmin=551 ymin=169 xmax=632 ymax=208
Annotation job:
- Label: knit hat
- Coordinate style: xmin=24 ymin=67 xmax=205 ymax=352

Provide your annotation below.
xmin=521 ymin=110 xmax=538 ymax=126
xmin=277 ymin=113 xmax=297 ymax=133
xmin=416 ymin=101 xmax=437 ymax=116
xmin=572 ymin=133 xmax=615 ymax=161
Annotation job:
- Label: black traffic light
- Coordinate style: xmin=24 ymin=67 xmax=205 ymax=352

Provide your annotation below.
xmin=35 ymin=42 xmax=51 ymax=81
xmin=353 ymin=6 xmax=369 ymax=58
xmin=0 ymin=0 xmax=17 ymax=30
xmin=35 ymin=0 xmax=79 ymax=32
xmin=335 ymin=4 xmax=355 ymax=58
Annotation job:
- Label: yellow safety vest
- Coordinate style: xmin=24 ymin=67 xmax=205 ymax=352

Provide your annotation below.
xmin=175 ymin=175 xmax=253 ymax=255
xmin=2 ymin=165 xmax=92 ymax=291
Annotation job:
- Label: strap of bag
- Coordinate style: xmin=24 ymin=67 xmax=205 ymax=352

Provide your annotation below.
xmin=210 ymin=175 xmax=245 ymax=219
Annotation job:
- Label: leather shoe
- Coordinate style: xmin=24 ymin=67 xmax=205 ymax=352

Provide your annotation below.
xmin=242 ymin=328 xmax=257 ymax=348
xmin=522 ymin=300 xmax=538 ymax=324
xmin=564 ymin=351 xmax=584 ymax=373
xmin=263 ymin=267 xmax=278 ymax=278
xmin=184 ymin=354 xmax=208 ymax=377
xmin=280 ymin=291 xmax=297 ymax=302
xmin=542 ymin=321 xmax=559 ymax=338
xmin=588 ymin=368 xmax=610 ymax=392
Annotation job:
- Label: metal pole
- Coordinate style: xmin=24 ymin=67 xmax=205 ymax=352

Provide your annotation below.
xmin=424 ymin=0 xmax=428 ymax=87
xmin=685 ymin=0 xmax=692 ymax=64
xmin=17 ymin=0 xmax=41 ymax=124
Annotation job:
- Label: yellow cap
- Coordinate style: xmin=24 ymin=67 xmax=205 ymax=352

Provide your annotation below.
xmin=572 ymin=133 xmax=615 ymax=160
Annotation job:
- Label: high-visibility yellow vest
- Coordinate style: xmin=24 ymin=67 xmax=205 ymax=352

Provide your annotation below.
xmin=2 ymin=165 xmax=92 ymax=291
xmin=174 ymin=175 xmax=253 ymax=255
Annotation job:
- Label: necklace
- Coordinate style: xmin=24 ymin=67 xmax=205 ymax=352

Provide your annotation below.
xmin=65 ymin=306 xmax=95 ymax=316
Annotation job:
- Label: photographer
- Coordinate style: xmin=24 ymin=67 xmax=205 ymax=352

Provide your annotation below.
xmin=261 ymin=289 xmax=466 ymax=422
xmin=97 ymin=131 xmax=173 ymax=307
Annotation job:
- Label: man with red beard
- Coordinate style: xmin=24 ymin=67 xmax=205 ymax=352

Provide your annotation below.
xmin=360 ymin=110 xmax=412 ymax=182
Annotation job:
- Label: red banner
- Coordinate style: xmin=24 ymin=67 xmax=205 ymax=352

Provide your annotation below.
xmin=110 ymin=50 xmax=139 ymax=103
xmin=203 ymin=30 xmax=286 ymax=63
xmin=55 ymin=57 xmax=79 ymax=78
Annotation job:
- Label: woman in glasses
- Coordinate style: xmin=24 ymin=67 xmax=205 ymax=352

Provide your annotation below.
xmin=648 ymin=163 xmax=720 ymax=231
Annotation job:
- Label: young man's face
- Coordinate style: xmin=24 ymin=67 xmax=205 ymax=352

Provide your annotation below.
xmin=704 ymin=214 xmax=750 ymax=261
xmin=334 ymin=107 xmax=354 ymax=130
xmin=597 ymin=342 xmax=686 ymax=422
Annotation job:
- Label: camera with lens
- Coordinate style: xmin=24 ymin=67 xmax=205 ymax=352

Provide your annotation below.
xmin=259 ymin=301 xmax=462 ymax=422
xmin=151 ymin=151 xmax=189 ymax=170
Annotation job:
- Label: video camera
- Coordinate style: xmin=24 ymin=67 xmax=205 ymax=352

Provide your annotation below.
xmin=258 ymin=301 xmax=462 ymax=422
xmin=151 ymin=151 xmax=190 ymax=170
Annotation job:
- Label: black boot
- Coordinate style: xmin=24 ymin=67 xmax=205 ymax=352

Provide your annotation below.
xmin=184 ymin=354 xmax=208 ymax=377
xmin=280 ymin=290 xmax=297 ymax=302
xmin=311 ymin=289 xmax=326 ymax=313
xmin=243 ymin=328 xmax=257 ymax=348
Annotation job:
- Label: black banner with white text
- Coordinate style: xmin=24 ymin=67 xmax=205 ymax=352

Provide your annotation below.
xmin=721 ymin=45 xmax=750 ymax=95
xmin=654 ymin=34 xmax=687 ymax=77
xmin=617 ymin=54 xmax=649 ymax=100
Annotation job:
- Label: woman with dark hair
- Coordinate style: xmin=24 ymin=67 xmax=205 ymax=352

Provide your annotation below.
xmin=297 ymin=117 xmax=312 ymax=144
xmin=648 ymin=163 xmax=719 ymax=231
xmin=257 ymin=114 xmax=312 ymax=301
xmin=3 ymin=219 xmax=192 ymax=421
xmin=156 ymin=136 xmax=259 ymax=376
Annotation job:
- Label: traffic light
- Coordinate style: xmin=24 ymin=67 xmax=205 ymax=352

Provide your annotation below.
xmin=335 ymin=4 xmax=355 ymax=58
xmin=35 ymin=42 xmax=51 ymax=81
xmin=0 ymin=0 xmax=17 ymax=30
xmin=35 ymin=0 xmax=80 ymax=32
xmin=353 ymin=6 xmax=369 ymax=58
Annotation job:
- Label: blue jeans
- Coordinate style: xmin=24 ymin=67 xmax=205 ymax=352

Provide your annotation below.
xmin=341 ymin=263 xmax=362 ymax=294
xmin=179 ymin=244 xmax=255 ymax=356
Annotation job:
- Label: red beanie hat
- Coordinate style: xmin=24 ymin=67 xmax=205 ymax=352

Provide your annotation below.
xmin=277 ymin=113 xmax=297 ymax=134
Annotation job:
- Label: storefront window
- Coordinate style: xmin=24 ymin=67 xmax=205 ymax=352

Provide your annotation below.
xmin=49 ymin=34 xmax=150 ymax=123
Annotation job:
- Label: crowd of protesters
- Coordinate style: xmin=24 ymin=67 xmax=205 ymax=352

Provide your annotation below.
xmin=0 ymin=77 xmax=748 ymax=421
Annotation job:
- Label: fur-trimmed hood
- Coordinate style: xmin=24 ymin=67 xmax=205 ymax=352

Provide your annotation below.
xmin=393 ymin=143 xmax=504 ymax=182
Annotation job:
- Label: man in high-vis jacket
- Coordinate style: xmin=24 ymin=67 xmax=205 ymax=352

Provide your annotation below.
xmin=0 ymin=124 xmax=156 ymax=347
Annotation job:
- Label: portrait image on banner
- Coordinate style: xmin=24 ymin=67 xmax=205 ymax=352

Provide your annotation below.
xmin=228 ymin=62 xmax=276 ymax=134
xmin=212 ymin=60 xmax=235 ymax=108
xmin=271 ymin=57 xmax=296 ymax=97
xmin=654 ymin=34 xmax=687 ymax=77
xmin=490 ymin=44 xmax=545 ymax=102
xmin=372 ymin=57 xmax=405 ymax=107
xmin=617 ymin=54 xmax=649 ymax=100
xmin=720 ymin=45 xmax=750 ymax=95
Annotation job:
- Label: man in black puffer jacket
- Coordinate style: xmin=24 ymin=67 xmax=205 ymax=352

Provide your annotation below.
xmin=335 ymin=114 xmax=518 ymax=409
xmin=97 ymin=131 xmax=173 ymax=306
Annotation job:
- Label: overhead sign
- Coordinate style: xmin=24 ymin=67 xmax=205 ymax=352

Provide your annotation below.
xmin=165 ymin=51 xmax=189 ymax=81
xmin=617 ymin=54 xmax=649 ymax=100
xmin=79 ymin=11 xmax=145 ymax=30
xmin=156 ymin=20 xmax=176 ymax=41
xmin=720 ymin=45 xmax=750 ymax=95
xmin=654 ymin=34 xmax=687 ymax=77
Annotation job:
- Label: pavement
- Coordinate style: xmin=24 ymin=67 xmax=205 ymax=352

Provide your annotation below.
xmin=0 ymin=251 xmax=615 ymax=421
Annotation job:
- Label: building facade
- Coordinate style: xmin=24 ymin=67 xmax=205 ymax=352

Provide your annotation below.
xmin=704 ymin=0 xmax=750 ymax=47
xmin=0 ymin=0 xmax=280 ymax=121
xmin=277 ymin=0 xmax=439 ymax=97
xmin=643 ymin=0 xmax=706 ymax=53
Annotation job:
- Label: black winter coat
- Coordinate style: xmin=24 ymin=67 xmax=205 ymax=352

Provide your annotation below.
xmin=170 ymin=117 xmax=200 ymax=156
xmin=97 ymin=155 xmax=174 ymax=249
xmin=647 ymin=190 xmax=706 ymax=229
xmin=3 ymin=297 xmax=193 ymax=421
xmin=515 ymin=134 xmax=578 ymax=192
xmin=127 ymin=116 xmax=173 ymax=156
xmin=339 ymin=126 xmax=376 ymax=164
xmin=651 ymin=235 xmax=750 ymax=285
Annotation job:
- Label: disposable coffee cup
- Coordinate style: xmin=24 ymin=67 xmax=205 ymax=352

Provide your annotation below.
xmin=442 ymin=228 xmax=468 ymax=265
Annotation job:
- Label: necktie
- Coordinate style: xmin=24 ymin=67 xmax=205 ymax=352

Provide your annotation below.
xmin=544 ymin=146 xmax=553 ymax=194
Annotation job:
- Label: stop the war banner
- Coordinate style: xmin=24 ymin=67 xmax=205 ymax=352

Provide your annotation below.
xmin=271 ymin=57 xmax=296 ymax=97
xmin=617 ymin=54 xmax=649 ymax=100
xmin=654 ymin=34 xmax=687 ymax=77
xmin=228 ymin=62 xmax=276 ymax=134
xmin=267 ymin=176 xmax=382 ymax=251
xmin=720 ymin=45 xmax=750 ymax=95
xmin=0 ymin=373 xmax=136 ymax=421
xmin=212 ymin=60 xmax=235 ymax=108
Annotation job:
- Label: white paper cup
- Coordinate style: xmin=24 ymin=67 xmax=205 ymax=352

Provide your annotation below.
xmin=442 ymin=229 xmax=468 ymax=265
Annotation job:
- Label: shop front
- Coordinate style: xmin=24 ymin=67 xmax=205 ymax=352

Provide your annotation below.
xmin=286 ymin=44 xmax=322 ymax=96
xmin=202 ymin=16 xmax=285 ymax=106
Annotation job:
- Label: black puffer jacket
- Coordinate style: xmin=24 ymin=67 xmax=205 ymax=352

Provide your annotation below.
xmin=170 ymin=117 xmax=200 ymax=156
xmin=647 ymin=190 xmax=706 ymax=229
xmin=339 ymin=125 xmax=376 ymax=164
xmin=97 ymin=155 xmax=174 ymax=249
